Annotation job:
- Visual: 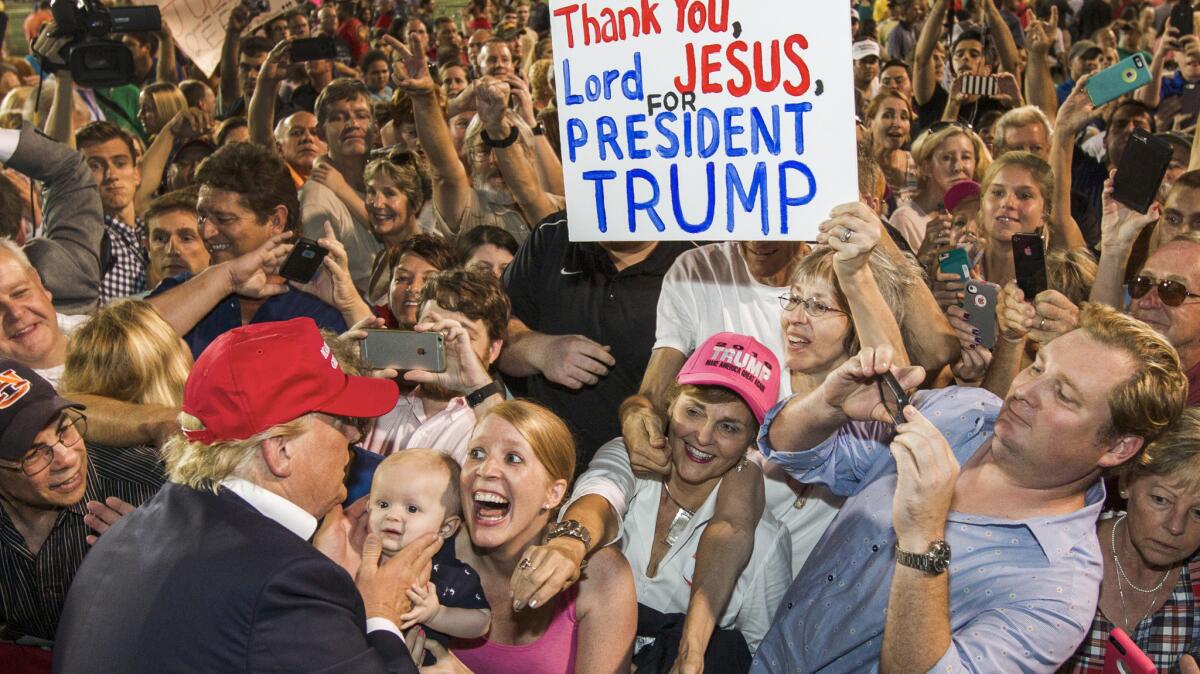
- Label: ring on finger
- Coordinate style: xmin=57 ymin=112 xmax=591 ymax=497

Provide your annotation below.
xmin=519 ymin=557 xmax=533 ymax=570
xmin=1039 ymin=317 xmax=1046 ymax=330
xmin=841 ymin=228 xmax=854 ymax=242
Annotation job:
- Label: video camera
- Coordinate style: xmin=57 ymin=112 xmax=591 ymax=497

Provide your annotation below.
xmin=42 ymin=0 xmax=161 ymax=87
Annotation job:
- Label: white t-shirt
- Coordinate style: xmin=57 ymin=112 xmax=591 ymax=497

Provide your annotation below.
xmin=34 ymin=312 xmax=90 ymax=390
xmin=653 ymin=241 xmax=842 ymax=573
xmin=570 ymin=438 xmax=792 ymax=652
xmin=299 ymin=179 xmax=382 ymax=296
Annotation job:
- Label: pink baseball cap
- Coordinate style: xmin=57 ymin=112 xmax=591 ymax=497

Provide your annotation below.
xmin=943 ymin=180 xmax=981 ymax=214
xmin=677 ymin=332 xmax=780 ymax=423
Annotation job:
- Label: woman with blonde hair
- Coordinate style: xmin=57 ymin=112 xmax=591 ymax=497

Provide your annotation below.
xmin=1062 ymin=409 xmax=1200 ymax=672
xmin=890 ymin=122 xmax=991 ymax=252
xmin=61 ymin=299 xmax=192 ymax=409
xmin=424 ymin=399 xmax=637 ymax=673
xmin=138 ymin=82 xmax=188 ymax=138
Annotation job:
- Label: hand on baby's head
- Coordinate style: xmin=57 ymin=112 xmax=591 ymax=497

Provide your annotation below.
xmin=368 ymin=448 xmax=464 ymax=560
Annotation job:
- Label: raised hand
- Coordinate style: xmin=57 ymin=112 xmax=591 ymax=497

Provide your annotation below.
xmin=818 ymin=202 xmax=882 ymax=278
xmin=1056 ymin=74 xmax=1106 ymax=135
xmin=1100 ymin=168 xmax=1160 ymax=253
xmin=1029 ymin=289 xmax=1080 ymax=345
xmin=404 ymin=316 xmax=494 ymax=394
xmin=820 ymin=345 xmax=925 ymax=424
xmin=258 ymin=39 xmax=293 ymax=87
xmin=384 ymin=34 xmax=436 ymax=95
xmin=890 ymin=406 xmax=959 ymax=549
xmin=474 ymin=77 xmax=512 ymax=130
xmin=168 ymin=108 xmax=213 ymax=141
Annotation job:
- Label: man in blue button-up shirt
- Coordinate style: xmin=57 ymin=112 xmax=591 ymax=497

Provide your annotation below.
xmin=752 ymin=304 xmax=1188 ymax=673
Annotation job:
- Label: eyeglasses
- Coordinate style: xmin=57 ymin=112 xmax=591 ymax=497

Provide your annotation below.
xmin=778 ymin=294 xmax=847 ymax=317
xmin=0 ymin=412 xmax=87 ymax=477
xmin=1128 ymin=275 xmax=1200 ymax=307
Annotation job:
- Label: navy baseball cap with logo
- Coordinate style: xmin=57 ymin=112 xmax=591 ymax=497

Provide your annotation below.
xmin=0 ymin=360 xmax=84 ymax=462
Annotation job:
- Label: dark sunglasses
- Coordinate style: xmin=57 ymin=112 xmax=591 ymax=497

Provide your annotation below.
xmin=921 ymin=120 xmax=974 ymax=138
xmin=1128 ymin=275 xmax=1200 ymax=307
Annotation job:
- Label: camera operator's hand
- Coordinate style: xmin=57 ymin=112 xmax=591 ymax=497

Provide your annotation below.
xmin=1101 ymin=168 xmax=1160 ymax=255
xmin=32 ymin=23 xmax=69 ymax=72
xmin=338 ymin=316 xmax=401 ymax=380
xmin=997 ymin=281 xmax=1035 ymax=342
xmin=1056 ymin=74 xmax=1107 ymax=136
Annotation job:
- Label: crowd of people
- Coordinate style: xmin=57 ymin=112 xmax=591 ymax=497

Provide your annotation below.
xmin=2 ymin=0 xmax=1200 ymax=671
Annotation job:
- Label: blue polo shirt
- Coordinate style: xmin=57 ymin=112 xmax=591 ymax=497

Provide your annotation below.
xmin=150 ymin=273 xmax=347 ymax=359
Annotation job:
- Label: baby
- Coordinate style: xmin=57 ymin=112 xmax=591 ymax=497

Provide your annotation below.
xmin=368 ymin=448 xmax=491 ymax=646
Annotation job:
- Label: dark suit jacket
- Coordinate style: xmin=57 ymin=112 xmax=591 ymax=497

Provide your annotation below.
xmin=52 ymin=482 xmax=416 ymax=674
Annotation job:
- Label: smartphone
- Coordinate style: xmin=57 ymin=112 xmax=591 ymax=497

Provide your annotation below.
xmin=876 ymin=371 xmax=909 ymax=425
xmin=1172 ymin=0 xmax=1194 ymax=37
xmin=938 ymin=248 xmax=972 ymax=280
xmin=290 ymin=37 xmax=338 ymax=63
xmin=1102 ymin=628 xmax=1155 ymax=674
xmin=1087 ymin=53 xmax=1152 ymax=106
xmin=1112 ymin=128 xmax=1173 ymax=214
xmin=963 ymin=282 xmax=999 ymax=349
xmin=1182 ymin=82 xmax=1200 ymax=126
xmin=959 ymin=75 xmax=997 ymax=97
xmin=278 ymin=238 xmax=328 ymax=284
xmin=1011 ymin=233 xmax=1047 ymax=301
xmin=360 ymin=330 xmax=446 ymax=372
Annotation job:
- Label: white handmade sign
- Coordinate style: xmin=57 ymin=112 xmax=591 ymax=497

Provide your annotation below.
xmin=550 ymin=0 xmax=858 ymax=241
xmin=140 ymin=0 xmax=303 ymax=77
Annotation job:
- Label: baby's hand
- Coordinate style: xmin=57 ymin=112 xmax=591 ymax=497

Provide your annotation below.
xmin=399 ymin=581 xmax=440 ymax=630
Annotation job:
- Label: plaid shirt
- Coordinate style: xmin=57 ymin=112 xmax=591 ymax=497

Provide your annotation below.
xmin=1060 ymin=554 xmax=1200 ymax=673
xmin=99 ymin=214 xmax=147 ymax=304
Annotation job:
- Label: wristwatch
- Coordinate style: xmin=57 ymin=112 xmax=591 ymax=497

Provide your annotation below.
xmin=465 ymin=381 xmax=502 ymax=408
xmin=894 ymin=540 xmax=952 ymax=574
xmin=545 ymin=519 xmax=592 ymax=551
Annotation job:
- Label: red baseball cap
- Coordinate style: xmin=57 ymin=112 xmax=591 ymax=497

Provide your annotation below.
xmin=677 ymin=332 xmax=780 ymax=423
xmin=182 ymin=318 xmax=399 ymax=444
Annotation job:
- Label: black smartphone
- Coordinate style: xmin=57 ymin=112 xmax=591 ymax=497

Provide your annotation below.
xmin=1011 ymin=233 xmax=1047 ymax=301
xmin=360 ymin=330 xmax=446 ymax=372
xmin=278 ymin=238 xmax=328 ymax=283
xmin=877 ymin=371 xmax=909 ymax=426
xmin=1112 ymin=128 xmax=1173 ymax=214
xmin=1173 ymin=0 xmax=1194 ymax=36
xmin=290 ymin=37 xmax=338 ymax=63
xmin=1182 ymin=82 xmax=1200 ymax=126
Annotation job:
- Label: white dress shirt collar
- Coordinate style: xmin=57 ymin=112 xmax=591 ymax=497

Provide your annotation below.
xmin=219 ymin=477 xmax=318 ymax=541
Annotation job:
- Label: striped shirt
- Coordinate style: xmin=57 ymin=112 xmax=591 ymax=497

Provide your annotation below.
xmin=0 ymin=444 xmax=164 ymax=642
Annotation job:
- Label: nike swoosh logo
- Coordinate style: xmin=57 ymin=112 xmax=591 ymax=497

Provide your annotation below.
xmin=560 ymin=268 xmax=584 ymax=275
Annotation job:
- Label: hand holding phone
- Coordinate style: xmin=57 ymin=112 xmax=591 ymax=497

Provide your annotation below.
xmin=1103 ymin=628 xmax=1155 ymax=674
xmin=1086 ymin=53 xmax=1152 ymax=106
xmin=1112 ymin=128 xmax=1173 ymax=214
xmin=360 ymin=330 xmax=446 ymax=372
xmin=278 ymin=238 xmax=328 ymax=284
xmin=963 ymin=282 xmax=999 ymax=349
xmin=877 ymin=371 xmax=910 ymax=425
xmin=290 ymin=36 xmax=338 ymax=62
xmin=938 ymin=248 xmax=972 ymax=280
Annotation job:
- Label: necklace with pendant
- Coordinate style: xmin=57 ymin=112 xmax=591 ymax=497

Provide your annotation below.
xmin=661 ymin=482 xmax=695 ymax=547
xmin=1110 ymin=514 xmax=1173 ymax=632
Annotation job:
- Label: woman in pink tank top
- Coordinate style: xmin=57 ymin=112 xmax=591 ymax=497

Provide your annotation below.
xmin=423 ymin=401 xmax=637 ymax=673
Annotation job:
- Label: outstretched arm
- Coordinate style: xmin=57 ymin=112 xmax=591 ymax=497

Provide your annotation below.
xmin=475 ymin=77 xmax=558 ymax=227
xmin=914 ymin=0 xmax=948 ymax=106
xmin=218 ymin=3 xmax=251 ymax=115
xmin=983 ymin=0 xmax=1020 ymax=76
xmin=1048 ymin=77 xmax=1097 ymax=251
xmin=1023 ymin=8 xmax=1059 ymax=124
xmin=248 ymin=40 xmax=290 ymax=153
xmin=386 ymin=34 xmax=473 ymax=233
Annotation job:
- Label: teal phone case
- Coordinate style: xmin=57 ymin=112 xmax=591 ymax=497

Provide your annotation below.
xmin=1086 ymin=53 xmax=1151 ymax=106
xmin=937 ymin=248 xmax=971 ymax=280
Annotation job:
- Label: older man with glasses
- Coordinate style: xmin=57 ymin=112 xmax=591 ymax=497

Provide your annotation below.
xmin=1127 ymin=235 xmax=1200 ymax=406
xmin=0 ymin=360 xmax=162 ymax=657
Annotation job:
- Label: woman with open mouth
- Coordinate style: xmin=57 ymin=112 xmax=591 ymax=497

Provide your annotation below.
xmin=439 ymin=399 xmax=638 ymax=673
xmin=891 ymin=123 xmax=991 ymax=252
